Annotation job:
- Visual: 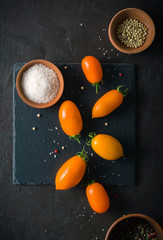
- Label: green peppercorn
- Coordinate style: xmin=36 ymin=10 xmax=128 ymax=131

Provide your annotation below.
xmin=116 ymin=18 xmax=148 ymax=48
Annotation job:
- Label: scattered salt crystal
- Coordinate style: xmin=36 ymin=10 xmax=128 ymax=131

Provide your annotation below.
xmin=53 ymin=140 xmax=55 ymax=143
xmin=118 ymin=174 xmax=120 ymax=176
xmin=102 ymin=229 xmax=105 ymax=231
xmin=91 ymin=153 xmax=94 ymax=156
xmin=111 ymin=49 xmax=113 ymax=51
xmin=80 ymin=23 xmax=83 ymax=26
xmin=57 ymin=143 xmax=59 ymax=145
xmin=21 ymin=64 xmax=59 ymax=103
xmin=44 ymin=159 xmax=47 ymax=162
xmin=55 ymin=127 xmax=58 ymax=130
xmin=112 ymin=172 xmax=115 ymax=175
xmin=54 ymin=155 xmax=57 ymax=158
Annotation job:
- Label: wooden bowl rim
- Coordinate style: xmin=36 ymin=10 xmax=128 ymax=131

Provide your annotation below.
xmin=16 ymin=59 xmax=64 ymax=108
xmin=108 ymin=8 xmax=156 ymax=54
xmin=105 ymin=213 xmax=163 ymax=240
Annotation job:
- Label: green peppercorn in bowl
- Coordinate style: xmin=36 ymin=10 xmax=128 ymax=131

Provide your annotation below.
xmin=105 ymin=214 xmax=163 ymax=240
xmin=108 ymin=8 xmax=155 ymax=54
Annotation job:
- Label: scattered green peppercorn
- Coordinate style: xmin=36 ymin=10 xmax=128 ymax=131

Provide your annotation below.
xmin=116 ymin=18 xmax=148 ymax=48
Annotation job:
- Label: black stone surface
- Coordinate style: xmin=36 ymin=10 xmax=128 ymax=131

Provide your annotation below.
xmin=13 ymin=63 xmax=135 ymax=186
xmin=0 ymin=0 xmax=163 ymax=239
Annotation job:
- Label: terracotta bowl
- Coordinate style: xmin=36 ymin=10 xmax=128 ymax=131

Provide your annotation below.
xmin=105 ymin=213 xmax=163 ymax=240
xmin=16 ymin=59 xmax=64 ymax=108
xmin=108 ymin=8 xmax=155 ymax=54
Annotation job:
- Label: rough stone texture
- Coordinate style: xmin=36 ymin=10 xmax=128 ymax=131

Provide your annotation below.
xmin=0 ymin=0 xmax=163 ymax=239
xmin=13 ymin=63 xmax=135 ymax=186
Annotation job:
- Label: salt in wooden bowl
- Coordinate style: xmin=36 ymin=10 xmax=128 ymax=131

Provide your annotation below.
xmin=16 ymin=59 xmax=64 ymax=108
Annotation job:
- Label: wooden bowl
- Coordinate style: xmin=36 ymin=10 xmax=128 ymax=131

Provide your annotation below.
xmin=108 ymin=8 xmax=155 ymax=54
xmin=105 ymin=213 xmax=163 ymax=240
xmin=16 ymin=59 xmax=64 ymax=108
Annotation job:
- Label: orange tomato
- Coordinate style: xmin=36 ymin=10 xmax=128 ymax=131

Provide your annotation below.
xmin=55 ymin=156 xmax=86 ymax=190
xmin=81 ymin=56 xmax=103 ymax=93
xmin=92 ymin=85 xmax=128 ymax=118
xmin=86 ymin=182 xmax=110 ymax=213
xmin=87 ymin=133 xmax=124 ymax=160
xmin=59 ymin=100 xmax=83 ymax=143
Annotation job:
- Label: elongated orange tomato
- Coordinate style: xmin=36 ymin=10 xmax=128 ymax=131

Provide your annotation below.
xmin=87 ymin=133 xmax=124 ymax=160
xmin=55 ymin=147 xmax=88 ymax=190
xmin=86 ymin=182 xmax=110 ymax=213
xmin=81 ymin=56 xmax=103 ymax=93
xmin=92 ymin=85 xmax=128 ymax=118
xmin=59 ymin=100 xmax=83 ymax=143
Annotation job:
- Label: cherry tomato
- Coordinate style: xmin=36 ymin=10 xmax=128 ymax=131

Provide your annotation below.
xmin=92 ymin=85 xmax=128 ymax=118
xmin=59 ymin=100 xmax=83 ymax=143
xmin=86 ymin=182 xmax=110 ymax=213
xmin=81 ymin=56 xmax=103 ymax=93
xmin=55 ymin=147 xmax=87 ymax=190
xmin=87 ymin=133 xmax=124 ymax=160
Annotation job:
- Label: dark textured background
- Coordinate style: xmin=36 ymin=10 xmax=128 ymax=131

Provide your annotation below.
xmin=0 ymin=0 xmax=163 ymax=240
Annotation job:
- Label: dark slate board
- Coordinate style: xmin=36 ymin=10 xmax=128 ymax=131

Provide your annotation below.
xmin=13 ymin=63 xmax=135 ymax=186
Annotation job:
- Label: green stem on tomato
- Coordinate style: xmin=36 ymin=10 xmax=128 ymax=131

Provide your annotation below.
xmin=69 ymin=134 xmax=81 ymax=144
xmin=86 ymin=132 xmax=96 ymax=146
xmin=92 ymin=79 xmax=105 ymax=94
xmin=87 ymin=180 xmax=95 ymax=185
xmin=117 ymin=85 xmax=128 ymax=97
xmin=76 ymin=145 xmax=89 ymax=162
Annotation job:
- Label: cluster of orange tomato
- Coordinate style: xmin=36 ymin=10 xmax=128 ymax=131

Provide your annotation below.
xmin=55 ymin=56 xmax=128 ymax=214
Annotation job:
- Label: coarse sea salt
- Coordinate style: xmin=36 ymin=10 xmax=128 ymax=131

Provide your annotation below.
xmin=21 ymin=64 xmax=59 ymax=103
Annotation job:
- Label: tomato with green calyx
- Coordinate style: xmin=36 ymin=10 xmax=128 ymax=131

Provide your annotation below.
xmin=87 ymin=132 xmax=124 ymax=160
xmin=59 ymin=100 xmax=83 ymax=144
xmin=92 ymin=85 xmax=128 ymax=118
xmin=55 ymin=146 xmax=88 ymax=190
xmin=81 ymin=56 xmax=103 ymax=94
